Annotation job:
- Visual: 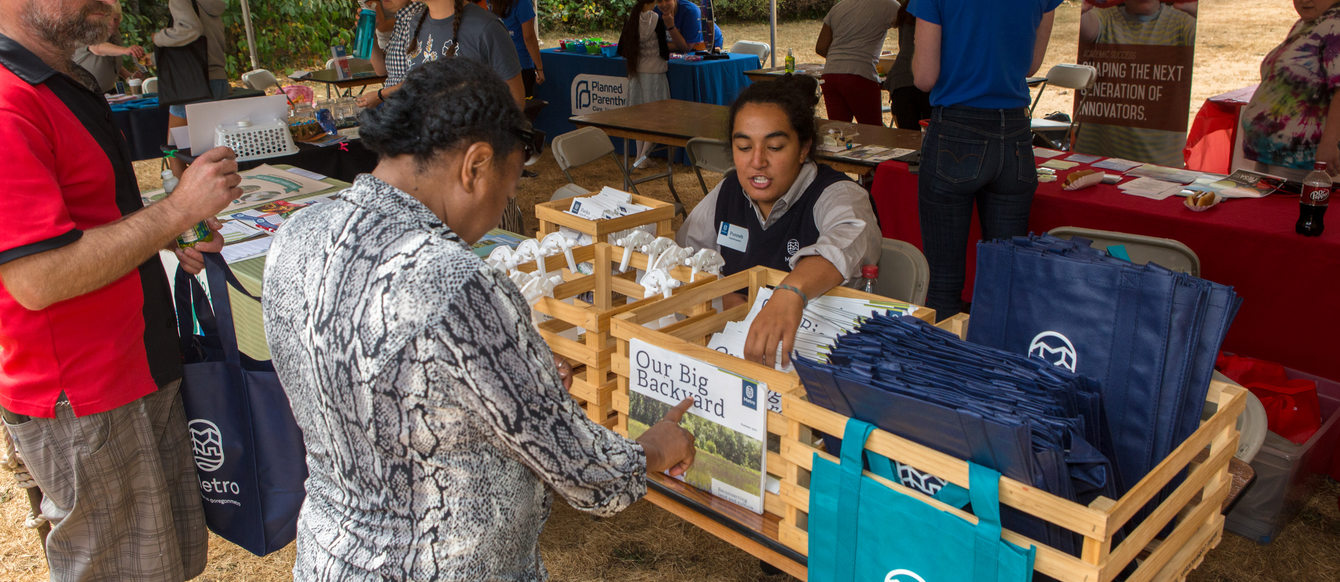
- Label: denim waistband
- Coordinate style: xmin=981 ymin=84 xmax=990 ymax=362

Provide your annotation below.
xmin=933 ymin=105 xmax=1030 ymax=123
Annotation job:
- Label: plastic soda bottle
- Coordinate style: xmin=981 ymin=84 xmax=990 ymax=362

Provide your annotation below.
xmin=1297 ymin=160 xmax=1330 ymax=237
xmin=860 ymin=264 xmax=878 ymax=294
xmin=353 ymin=5 xmax=377 ymax=59
xmin=164 ymin=170 xmax=214 ymax=248
xmin=785 ymin=49 xmax=795 ymax=74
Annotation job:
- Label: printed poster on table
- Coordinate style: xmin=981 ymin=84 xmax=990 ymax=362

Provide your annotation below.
xmin=627 ymin=338 xmax=767 ymax=514
xmin=1073 ymin=0 xmax=1198 ymax=167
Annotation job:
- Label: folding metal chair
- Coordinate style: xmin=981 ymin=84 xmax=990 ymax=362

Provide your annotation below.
xmin=729 ymin=40 xmax=770 ymax=66
xmin=1029 ymin=63 xmax=1098 ymax=151
xmin=552 ymin=127 xmax=640 ymax=195
xmin=1047 ymin=226 xmax=1201 ymax=277
xmin=685 ymin=137 xmax=733 ymax=198
xmin=875 ymin=238 xmax=930 ymax=305
xmin=241 ymin=69 xmax=280 ymax=93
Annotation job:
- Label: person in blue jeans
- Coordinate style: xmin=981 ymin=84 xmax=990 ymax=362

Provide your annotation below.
xmin=908 ymin=0 xmax=1060 ymax=317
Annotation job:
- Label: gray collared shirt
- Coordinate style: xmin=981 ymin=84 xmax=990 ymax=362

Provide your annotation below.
xmin=676 ymin=161 xmax=883 ymax=283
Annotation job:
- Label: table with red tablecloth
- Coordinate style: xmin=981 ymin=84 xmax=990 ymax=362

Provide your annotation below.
xmin=870 ymin=158 xmax=1340 ymax=382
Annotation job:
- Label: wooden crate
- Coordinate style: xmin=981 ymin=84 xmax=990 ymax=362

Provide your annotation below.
xmin=518 ymin=242 xmax=708 ymax=427
xmin=535 ymin=192 xmax=674 ymax=243
xmin=608 ymin=272 xmax=1244 ymax=582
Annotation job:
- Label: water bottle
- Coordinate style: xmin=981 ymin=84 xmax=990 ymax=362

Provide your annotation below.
xmin=860 ymin=264 xmax=878 ymax=294
xmin=1297 ymin=160 xmax=1330 ymax=237
xmin=165 ymin=169 xmax=214 ymax=248
xmin=785 ymin=49 xmax=795 ymax=74
xmin=353 ymin=5 xmax=377 ymax=59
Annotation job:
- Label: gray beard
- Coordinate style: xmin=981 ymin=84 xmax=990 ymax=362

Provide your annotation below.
xmin=22 ymin=2 xmax=114 ymax=53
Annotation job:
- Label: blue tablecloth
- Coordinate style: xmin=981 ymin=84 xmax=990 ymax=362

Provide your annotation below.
xmin=534 ymin=49 xmax=759 ymax=141
xmin=110 ymin=97 xmax=169 ymax=162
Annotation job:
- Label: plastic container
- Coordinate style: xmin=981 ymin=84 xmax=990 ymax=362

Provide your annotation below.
xmin=1224 ymin=367 xmax=1340 ymax=543
xmin=601 ymin=44 xmax=618 ymax=58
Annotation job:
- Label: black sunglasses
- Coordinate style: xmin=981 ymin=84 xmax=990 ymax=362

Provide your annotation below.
xmin=511 ymin=125 xmax=545 ymax=166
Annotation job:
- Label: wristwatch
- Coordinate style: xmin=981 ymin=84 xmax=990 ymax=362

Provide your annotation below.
xmin=377 ymin=88 xmax=385 ymax=101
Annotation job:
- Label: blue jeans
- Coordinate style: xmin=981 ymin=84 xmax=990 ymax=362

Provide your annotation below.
xmin=167 ymin=78 xmax=230 ymax=118
xmin=918 ymin=105 xmax=1036 ymax=317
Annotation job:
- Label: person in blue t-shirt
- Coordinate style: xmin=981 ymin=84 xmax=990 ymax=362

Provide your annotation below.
xmin=907 ymin=0 xmax=1060 ymax=317
xmin=491 ymin=0 xmax=544 ymax=98
xmin=654 ymin=0 xmax=724 ymax=52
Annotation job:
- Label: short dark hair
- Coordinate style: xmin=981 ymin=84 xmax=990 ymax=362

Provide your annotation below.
xmin=727 ymin=74 xmax=821 ymax=158
xmin=358 ymin=58 xmax=525 ymax=168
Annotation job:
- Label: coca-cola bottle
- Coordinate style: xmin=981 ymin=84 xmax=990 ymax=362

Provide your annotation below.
xmin=1297 ymin=161 xmax=1331 ymax=236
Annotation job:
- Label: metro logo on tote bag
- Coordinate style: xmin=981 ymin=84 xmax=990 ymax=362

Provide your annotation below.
xmin=174 ymin=254 xmax=307 ymax=556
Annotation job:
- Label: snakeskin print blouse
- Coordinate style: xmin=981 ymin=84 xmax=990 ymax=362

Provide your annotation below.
xmin=262 ymin=174 xmax=647 ymax=580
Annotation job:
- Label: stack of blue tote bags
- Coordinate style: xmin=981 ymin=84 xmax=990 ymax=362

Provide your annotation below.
xmin=794 ymin=313 xmax=1115 ymax=556
xmin=968 ymin=234 xmax=1240 ymax=497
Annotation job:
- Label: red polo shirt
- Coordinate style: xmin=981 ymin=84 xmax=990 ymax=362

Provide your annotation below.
xmin=0 ymin=34 xmax=181 ymax=418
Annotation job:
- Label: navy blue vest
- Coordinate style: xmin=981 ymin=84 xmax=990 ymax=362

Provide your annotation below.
xmin=715 ymin=164 xmax=851 ymax=276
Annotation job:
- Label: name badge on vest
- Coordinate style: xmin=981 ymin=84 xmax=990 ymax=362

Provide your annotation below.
xmin=717 ymin=222 xmax=749 ymax=253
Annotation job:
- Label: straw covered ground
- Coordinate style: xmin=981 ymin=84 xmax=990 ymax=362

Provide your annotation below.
xmin=4 ymin=1 xmax=1338 ymax=580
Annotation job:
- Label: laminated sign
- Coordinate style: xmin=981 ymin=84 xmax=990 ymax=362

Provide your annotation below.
xmin=627 ymin=339 xmax=767 ymax=513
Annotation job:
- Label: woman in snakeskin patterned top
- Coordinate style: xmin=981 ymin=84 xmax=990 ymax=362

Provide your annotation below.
xmin=262 ymin=58 xmax=695 ymax=581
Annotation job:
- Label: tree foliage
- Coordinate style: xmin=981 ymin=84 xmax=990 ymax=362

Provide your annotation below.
xmin=538 ymin=0 xmax=841 ymax=34
xmin=118 ymin=0 xmax=359 ymax=78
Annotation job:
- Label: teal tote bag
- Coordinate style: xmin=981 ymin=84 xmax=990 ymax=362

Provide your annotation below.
xmin=809 ymin=419 xmax=1035 ymax=582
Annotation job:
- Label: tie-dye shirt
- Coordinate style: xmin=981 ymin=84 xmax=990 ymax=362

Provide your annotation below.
xmin=1242 ymin=7 xmax=1340 ymax=170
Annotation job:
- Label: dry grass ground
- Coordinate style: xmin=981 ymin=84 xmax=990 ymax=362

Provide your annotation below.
xmin=4 ymin=1 xmax=1337 ymax=580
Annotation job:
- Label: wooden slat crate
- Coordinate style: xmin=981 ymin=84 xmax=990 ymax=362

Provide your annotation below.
xmin=608 ymin=277 xmax=1244 ymax=582
xmin=517 ymin=242 xmax=709 ymax=426
xmin=535 ymin=192 xmax=674 ymax=243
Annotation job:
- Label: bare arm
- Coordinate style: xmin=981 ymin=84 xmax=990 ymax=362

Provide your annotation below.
xmin=1316 ymin=91 xmax=1340 ymax=174
xmin=912 ymin=18 xmax=940 ymax=93
xmin=743 ymin=256 xmax=845 ymax=368
xmin=1031 ymin=9 xmax=1056 ymax=77
xmin=522 ymin=17 xmax=544 ymax=84
xmin=1079 ymin=2 xmax=1100 ymax=44
xmin=815 ymin=24 xmax=833 ymax=58
xmin=505 ymin=74 xmax=525 ymax=108
xmin=88 ymin=42 xmax=145 ymax=59
xmin=0 ymin=148 xmax=241 ymax=311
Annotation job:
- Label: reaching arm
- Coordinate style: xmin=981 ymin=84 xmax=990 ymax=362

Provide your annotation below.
xmin=912 ymin=18 xmax=940 ymax=93
xmin=815 ymin=24 xmax=833 ymax=58
xmin=88 ymin=42 xmax=145 ymax=59
xmin=0 ymin=148 xmax=241 ymax=311
xmin=743 ymin=256 xmax=845 ymax=368
xmin=1032 ymin=9 xmax=1056 ymax=77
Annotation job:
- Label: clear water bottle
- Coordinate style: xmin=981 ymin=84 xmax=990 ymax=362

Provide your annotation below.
xmin=353 ymin=6 xmax=377 ymax=59
xmin=860 ymin=264 xmax=878 ymax=294
xmin=785 ymin=49 xmax=795 ymax=74
xmin=1297 ymin=161 xmax=1330 ymax=237
xmin=165 ymin=169 xmax=214 ymax=248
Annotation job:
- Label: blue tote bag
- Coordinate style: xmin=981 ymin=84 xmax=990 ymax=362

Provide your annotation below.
xmin=809 ymin=419 xmax=1035 ymax=582
xmin=174 ymin=253 xmax=307 ymax=556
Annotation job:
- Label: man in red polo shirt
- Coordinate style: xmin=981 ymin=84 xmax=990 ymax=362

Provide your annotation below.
xmin=0 ymin=1 xmax=242 ymax=579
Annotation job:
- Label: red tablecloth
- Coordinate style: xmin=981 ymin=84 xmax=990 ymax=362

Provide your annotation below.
xmin=871 ymin=158 xmax=1340 ymax=382
xmin=1183 ymin=86 xmax=1256 ymax=174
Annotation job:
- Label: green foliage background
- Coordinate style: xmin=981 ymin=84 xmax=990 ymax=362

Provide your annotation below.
xmin=115 ymin=0 xmax=843 ymax=76
xmin=117 ymin=0 xmax=359 ymax=77
xmin=541 ymin=0 xmax=840 ymax=33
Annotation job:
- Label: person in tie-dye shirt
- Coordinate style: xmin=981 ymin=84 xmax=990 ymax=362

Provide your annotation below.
xmin=1242 ymin=1 xmax=1340 ymax=181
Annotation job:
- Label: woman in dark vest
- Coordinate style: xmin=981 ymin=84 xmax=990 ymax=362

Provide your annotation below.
xmin=676 ymin=75 xmax=881 ymax=368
